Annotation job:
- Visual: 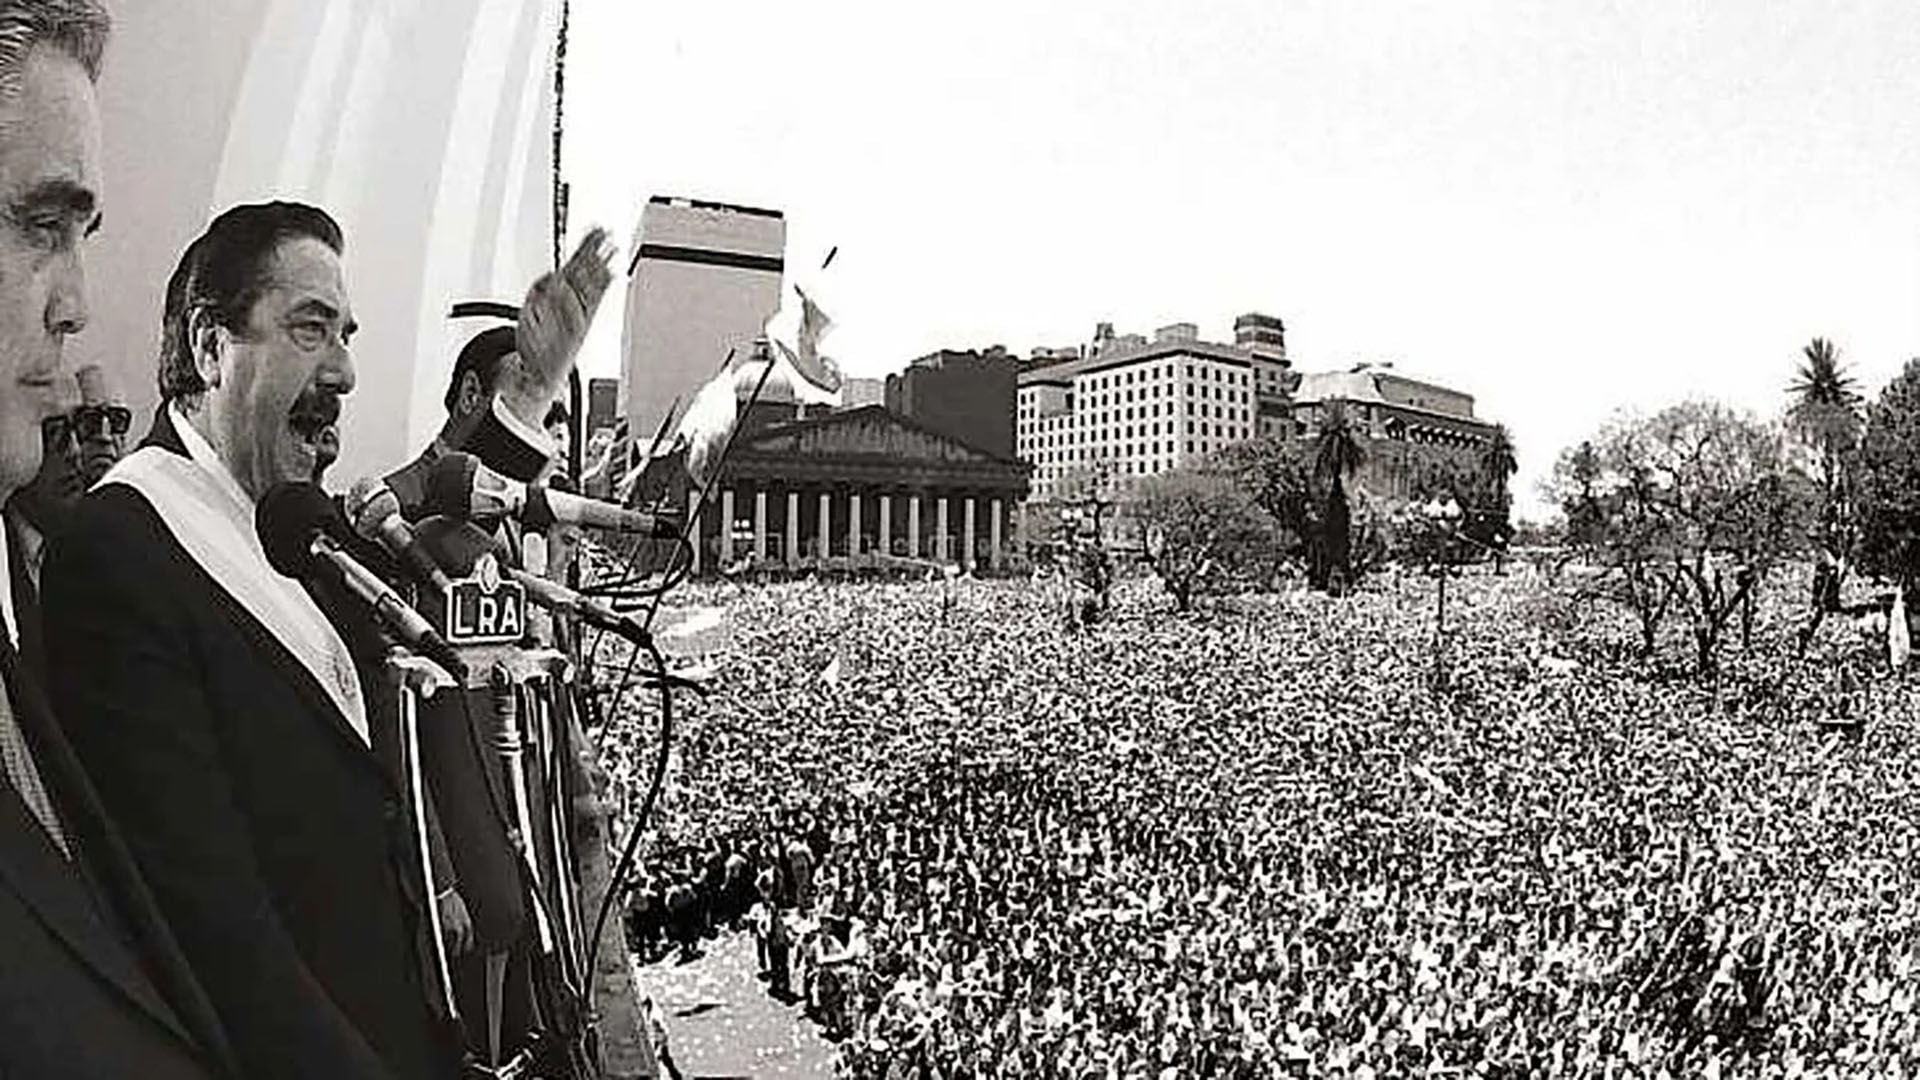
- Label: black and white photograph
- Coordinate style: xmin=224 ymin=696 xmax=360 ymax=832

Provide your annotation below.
xmin=0 ymin=1 xmax=1914 ymax=1077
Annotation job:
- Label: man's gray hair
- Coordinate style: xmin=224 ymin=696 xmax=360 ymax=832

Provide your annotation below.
xmin=0 ymin=0 xmax=110 ymax=93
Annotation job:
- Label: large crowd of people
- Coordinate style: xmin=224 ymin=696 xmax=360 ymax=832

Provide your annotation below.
xmin=589 ymin=561 xmax=1920 ymax=1078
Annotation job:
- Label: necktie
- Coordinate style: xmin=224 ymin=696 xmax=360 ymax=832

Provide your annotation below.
xmin=0 ymin=673 xmax=69 ymax=858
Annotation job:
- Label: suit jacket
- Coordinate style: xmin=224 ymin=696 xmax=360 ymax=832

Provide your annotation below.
xmin=0 ymin=634 xmax=234 ymax=1079
xmin=6 ymin=510 xmax=47 ymax=682
xmin=42 ymin=410 xmax=456 ymax=1080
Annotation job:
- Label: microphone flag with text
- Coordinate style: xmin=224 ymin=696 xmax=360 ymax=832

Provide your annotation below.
xmin=413 ymin=517 xmax=652 ymax=647
xmin=256 ymin=482 xmax=467 ymax=678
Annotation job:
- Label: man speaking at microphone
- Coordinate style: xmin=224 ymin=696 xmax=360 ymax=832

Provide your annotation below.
xmin=41 ymin=202 xmax=458 ymax=1079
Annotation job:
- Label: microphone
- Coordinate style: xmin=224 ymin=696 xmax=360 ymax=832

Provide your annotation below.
xmin=345 ymin=477 xmax=454 ymax=594
xmin=421 ymin=452 xmax=680 ymax=537
xmin=414 ymin=517 xmax=651 ymax=645
xmin=256 ymin=483 xmax=467 ymax=679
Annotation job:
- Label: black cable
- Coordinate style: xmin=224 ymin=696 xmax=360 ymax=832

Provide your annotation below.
xmin=581 ymin=633 xmax=673 ymax=1014
xmin=580 ymin=535 xmax=693 ymax=750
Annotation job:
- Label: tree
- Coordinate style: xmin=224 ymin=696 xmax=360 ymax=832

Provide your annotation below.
xmin=1550 ymin=402 xmax=1813 ymax=673
xmin=1311 ymin=402 xmax=1367 ymax=593
xmin=1478 ymin=424 xmax=1519 ymax=566
xmin=1856 ymin=358 xmax=1920 ymax=595
xmin=1051 ymin=459 xmax=1121 ymax=626
xmin=1055 ymin=459 xmax=1121 ymax=547
xmin=1134 ymin=467 xmax=1277 ymax=612
xmin=1549 ymin=430 xmax=1680 ymax=658
xmin=1786 ymin=337 xmax=1863 ymax=559
xmin=1213 ymin=437 xmax=1316 ymax=568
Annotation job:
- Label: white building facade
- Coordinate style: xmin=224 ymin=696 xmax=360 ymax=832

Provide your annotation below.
xmin=1017 ymin=328 xmax=1293 ymax=502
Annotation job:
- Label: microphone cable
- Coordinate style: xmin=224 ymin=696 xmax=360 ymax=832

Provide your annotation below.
xmin=579 ymin=631 xmax=674 ymax=1019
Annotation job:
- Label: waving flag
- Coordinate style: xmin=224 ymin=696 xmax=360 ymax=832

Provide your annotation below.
xmin=763 ymin=269 xmax=842 ymax=394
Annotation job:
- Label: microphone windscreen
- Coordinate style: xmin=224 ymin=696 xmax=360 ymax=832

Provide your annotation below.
xmin=255 ymin=482 xmax=341 ymax=579
xmin=422 ymin=452 xmax=480 ymax=521
xmin=413 ymin=516 xmax=506 ymax=578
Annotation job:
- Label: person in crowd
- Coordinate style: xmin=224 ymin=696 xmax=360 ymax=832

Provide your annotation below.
xmin=644 ymin=995 xmax=685 ymax=1080
xmin=68 ymin=361 xmax=124 ymax=483
xmin=6 ymin=364 xmax=125 ymax=669
xmin=43 ymin=201 xmax=458 ymax=1079
xmin=541 ymin=397 xmax=572 ymax=489
xmin=383 ymin=230 xmax=611 ymax=512
xmin=625 ymin=872 xmax=664 ymax=960
xmin=0 ymin=3 xmax=236 ymax=1075
xmin=377 ymin=241 xmax=612 ymax=1067
xmin=665 ymin=871 xmax=699 ymax=961
xmin=6 ymin=404 xmax=75 ymax=669
xmin=759 ymin=879 xmax=793 ymax=1000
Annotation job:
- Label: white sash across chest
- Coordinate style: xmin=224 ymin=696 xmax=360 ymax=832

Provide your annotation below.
xmin=99 ymin=446 xmax=369 ymax=744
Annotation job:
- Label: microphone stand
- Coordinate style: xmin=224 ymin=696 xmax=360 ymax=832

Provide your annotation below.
xmin=383 ymin=649 xmax=463 ymax=1028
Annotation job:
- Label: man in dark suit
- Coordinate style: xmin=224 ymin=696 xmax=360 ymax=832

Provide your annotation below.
xmin=0 ymin=2 xmax=235 ymax=1076
xmin=44 ymin=202 xmax=458 ymax=1078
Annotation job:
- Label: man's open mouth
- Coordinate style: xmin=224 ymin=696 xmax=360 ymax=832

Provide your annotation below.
xmin=288 ymin=392 xmax=342 ymax=474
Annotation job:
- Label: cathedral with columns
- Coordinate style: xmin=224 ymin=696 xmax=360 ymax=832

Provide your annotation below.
xmin=681 ymin=375 xmax=1032 ymax=575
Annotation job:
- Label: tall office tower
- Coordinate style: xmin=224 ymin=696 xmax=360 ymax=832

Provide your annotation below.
xmin=620 ymin=197 xmax=786 ymax=444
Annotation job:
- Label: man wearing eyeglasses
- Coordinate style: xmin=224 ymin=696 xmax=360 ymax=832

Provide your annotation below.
xmin=6 ymin=364 xmax=125 ymax=674
xmin=69 ymin=362 xmax=127 ymax=484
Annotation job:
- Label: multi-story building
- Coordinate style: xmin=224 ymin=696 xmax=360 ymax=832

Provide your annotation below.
xmin=1016 ymin=315 xmax=1297 ymax=502
xmin=885 ymin=346 xmax=1020 ymax=460
xmin=841 ymin=377 xmax=886 ymax=408
xmin=1291 ymin=363 xmax=1499 ymax=499
xmin=586 ymin=377 xmax=619 ymax=437
xmin=620 ymin=196 xmax=786 ymax=444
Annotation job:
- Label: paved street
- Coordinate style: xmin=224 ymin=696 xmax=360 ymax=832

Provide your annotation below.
xmin=639 ymin=933 xmax=836 ymax=1079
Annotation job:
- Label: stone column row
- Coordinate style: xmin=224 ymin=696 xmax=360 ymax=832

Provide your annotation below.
xmin=705 ymin=487 xmax=1014 ymax=573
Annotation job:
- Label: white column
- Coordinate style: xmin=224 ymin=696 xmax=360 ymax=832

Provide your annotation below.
xmin=718 ymin=489 xmax=735 ymax=566
xmin=879 ymin=494 xmax=893 ymax=558
xmin=785 ymin=490 xmax=800 ymax=567
xmin=990 ymin=498 xmax=1004 ymax=571
xmin=908 ymin=495 xmax=922 ymax=559
xmin=963 ymin=497 xmax=977 ymax=570
xmin=754 ymin=490 xmax=768 ymax=561
xmin=936 ymin=497 xmax=951 ymax=563
xmin=849 ymin=492 xmax=863 ymax=561
xmin=818 ymin=491 xmax=832 ymax=560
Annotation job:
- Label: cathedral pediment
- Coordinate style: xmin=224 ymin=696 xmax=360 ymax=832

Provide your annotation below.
xmin=737 ymin=405 xmax=1017 ymax=468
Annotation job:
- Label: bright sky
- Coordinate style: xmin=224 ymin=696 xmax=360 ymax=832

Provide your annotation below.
xmin=561 ymin=0 xmax=1920 ymax=520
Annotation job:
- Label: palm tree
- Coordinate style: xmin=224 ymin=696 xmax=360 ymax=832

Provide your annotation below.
xmin=1787 ymin=337 xmax=1863 ymax=553
xmin=1312 ymin=401 xmax=1366 ymax=591
xmin=1477 ymin=424 xmax=1519 ymax=571
xmin=1479 ymin=425 xmax=1518 ymax=503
